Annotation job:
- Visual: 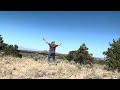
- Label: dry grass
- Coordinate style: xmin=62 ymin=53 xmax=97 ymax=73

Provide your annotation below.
xmin=0 ymin=56 xmax=120 ymax=79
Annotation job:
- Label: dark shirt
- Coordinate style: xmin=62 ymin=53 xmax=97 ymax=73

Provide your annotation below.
xmin=48 ymin=43 xmax=58 ymax=54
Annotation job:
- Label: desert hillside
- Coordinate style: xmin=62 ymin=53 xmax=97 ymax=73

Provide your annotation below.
xmin=0 ymin=56 xmax=120 ymax=79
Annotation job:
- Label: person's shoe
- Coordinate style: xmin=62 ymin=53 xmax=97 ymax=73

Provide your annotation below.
xmin=48 ymin=61 xmax=50 ymax=65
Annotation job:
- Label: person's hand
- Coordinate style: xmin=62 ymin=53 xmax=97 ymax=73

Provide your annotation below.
xmin=60 ymin=43 xmax=63 ymax=45
xmin=43 ymin=37 xmax=45 ymax=41
xmin=59 ymin=43 xmax=63 ymax=46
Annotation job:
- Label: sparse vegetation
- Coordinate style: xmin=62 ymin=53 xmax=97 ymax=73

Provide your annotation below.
xmin=93 ymin=58 xmax=106 ymax=65
xmin=57 ymin=54 xmax=67 ymax=60
xmin=0 ymin=56 xmax=119 ymax=79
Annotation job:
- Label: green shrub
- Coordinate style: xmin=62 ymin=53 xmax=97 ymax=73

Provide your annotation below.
xmin=0 ymin=35 xmax=22 ymax=58
xmin=103 ymin=38 xmax=120 ymax=71
xmin=67 ymin=43 xmax=94 ymax=65
xmin=57 ymin=54 xmax=67 ymax=60
xmin=93 ymin=58 xmax=106 ymax=65
xmin=2 ymin=44 xmax=22 ymax=58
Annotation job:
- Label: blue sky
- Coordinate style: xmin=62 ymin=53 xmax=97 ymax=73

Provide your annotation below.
xmin=0 ymin=11 xmax=120 ymax=58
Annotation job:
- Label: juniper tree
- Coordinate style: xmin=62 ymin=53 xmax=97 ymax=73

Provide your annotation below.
xmin=67 ymin=43 xmax=93 ymax=65
xmin=103 ymin=38 xmax=120 ymax=71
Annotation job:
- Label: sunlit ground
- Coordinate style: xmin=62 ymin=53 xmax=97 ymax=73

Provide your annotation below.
xmin=0 ymin=56 xmax=120 ymax=79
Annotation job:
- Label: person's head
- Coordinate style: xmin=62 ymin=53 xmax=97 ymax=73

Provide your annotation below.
xmin=51 ymin=41 xmax=55 ymax=45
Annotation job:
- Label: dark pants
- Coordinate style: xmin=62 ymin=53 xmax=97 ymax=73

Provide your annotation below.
xmin=48 ymin=53 xmax=56 ymax=63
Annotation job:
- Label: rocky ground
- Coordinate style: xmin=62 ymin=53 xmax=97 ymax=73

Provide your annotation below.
xmin=0 ymin=56 xmax=120 ymax=79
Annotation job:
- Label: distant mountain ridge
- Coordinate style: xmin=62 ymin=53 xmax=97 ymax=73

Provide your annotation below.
xmin=18 ymin=46 xmax=38 ymax=51
xmin=18 ymin=46 xmax=67 ymax=56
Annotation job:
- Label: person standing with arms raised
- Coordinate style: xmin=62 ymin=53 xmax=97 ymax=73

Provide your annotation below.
xmin=43 ymin=37 xmax=62 ymax=65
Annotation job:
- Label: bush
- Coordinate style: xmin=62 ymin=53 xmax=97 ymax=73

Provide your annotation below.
xmin=2 ymin=44 xmax=22 ymax=58
xmin=57 ymin=54 xmax=66 ymax=60
xmin=0 ymin=35 xmax=22 ymax=58
xmin=67 ymin=43 xmax=94 ymax=65
xmin=93 ymin=58 xmax=106 ymax=65
xmin=103 ymin=38 xmax=120 ymax=71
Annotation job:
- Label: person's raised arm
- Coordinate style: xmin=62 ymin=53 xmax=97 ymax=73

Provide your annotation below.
xmin=58 ymin=43 xmax=63 ymax=46
xmin=43 ymin=38 xmax=49 ymax=45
